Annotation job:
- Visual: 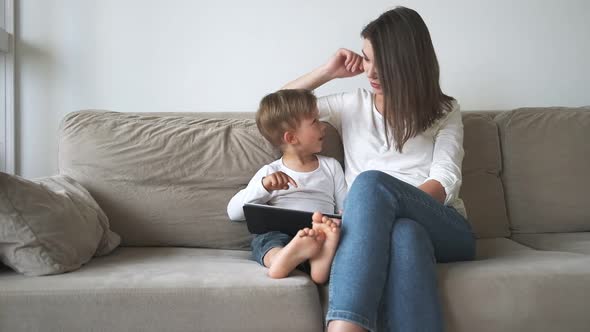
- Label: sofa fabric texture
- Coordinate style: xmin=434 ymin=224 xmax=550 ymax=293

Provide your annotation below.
xmin=460 ymin=112 xmax=510 ymax=238
xmin=512 ymin=232 xmax=590 ymax=255
xmin=496 ymin=107 xmax=590 ymax=233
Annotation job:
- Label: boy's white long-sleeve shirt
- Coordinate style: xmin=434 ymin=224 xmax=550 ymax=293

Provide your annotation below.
xmin=227 ymin=155 xmax=347 ymax=221
xmin=317 ymin=88 xmax=467 ymax=217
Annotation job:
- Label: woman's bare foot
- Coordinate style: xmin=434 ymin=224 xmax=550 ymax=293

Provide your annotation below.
xmin=268 ymin=228 xmax=325 ymax=279
xmin=310 ymin=212 xmax=341 ymax=284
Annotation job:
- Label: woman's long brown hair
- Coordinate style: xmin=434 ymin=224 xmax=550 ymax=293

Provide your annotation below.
xmin=362 ymin=6 xmax=455 ymax=152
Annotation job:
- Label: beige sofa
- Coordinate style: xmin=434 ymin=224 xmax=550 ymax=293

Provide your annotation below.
xmin=1 ymin=107 xmax=589 ymax=332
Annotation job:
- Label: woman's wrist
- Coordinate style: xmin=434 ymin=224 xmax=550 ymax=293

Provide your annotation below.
xmin=317 ymin=64 xmax=336 ymax=82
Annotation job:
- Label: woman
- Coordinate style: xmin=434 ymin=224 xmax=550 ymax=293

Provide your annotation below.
xmin=283 ymin=7 xmax=476 ymax=332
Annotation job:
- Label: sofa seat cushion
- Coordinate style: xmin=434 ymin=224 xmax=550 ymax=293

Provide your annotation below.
xmin=440 ymin=238 xmax=590 ymax=332
xmin=512 ymin=232 xmax=590 ymax=255
xmin=0 ymin=247 xmax=324 ymax=332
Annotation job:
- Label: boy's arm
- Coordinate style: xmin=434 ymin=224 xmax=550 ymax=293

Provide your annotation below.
xmin=227 ymin=166 xmax=273 ymax=221
xmin=333 ymin=161 xmax=348 ymax=214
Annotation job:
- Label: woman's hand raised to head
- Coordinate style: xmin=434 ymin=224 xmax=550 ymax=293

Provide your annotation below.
xmin=322 ymin=48 xmax=364 ymax=80
xmin=281 ymin=48 xmax=364 ymax=91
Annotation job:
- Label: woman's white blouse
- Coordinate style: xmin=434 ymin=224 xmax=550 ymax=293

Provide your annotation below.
xmin=317 ymin=88 xmax=467 ymax=218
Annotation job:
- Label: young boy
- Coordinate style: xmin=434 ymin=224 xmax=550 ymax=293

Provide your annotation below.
xmin=227 ymin=89 xmax=347 ymax=284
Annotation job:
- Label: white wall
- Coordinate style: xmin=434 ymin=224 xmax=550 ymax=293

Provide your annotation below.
xmin=16 ymin=0 xmax=590 ymax=178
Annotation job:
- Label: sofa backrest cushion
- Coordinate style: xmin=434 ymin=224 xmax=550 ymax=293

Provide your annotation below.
xmin=58 ymin=111 xmax=343 ymax=249
xmin=460 ymin=112 xmax=510 ymax=238
xmin=496 ymin=107 xmax=590 ymax=233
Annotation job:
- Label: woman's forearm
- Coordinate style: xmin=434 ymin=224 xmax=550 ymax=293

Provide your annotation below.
xmin=282 ymin=48 xmax=364 ymax=90
xmin=282 ymin=65 xmax=333 ymax=90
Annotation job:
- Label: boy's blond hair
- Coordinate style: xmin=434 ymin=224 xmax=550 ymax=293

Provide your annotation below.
xmin=256 ymin=89 xmax=317 ymax=147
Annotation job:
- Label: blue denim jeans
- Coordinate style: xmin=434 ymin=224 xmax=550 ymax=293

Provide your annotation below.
xmin=326 ymin=170 xmax=476 ymax=332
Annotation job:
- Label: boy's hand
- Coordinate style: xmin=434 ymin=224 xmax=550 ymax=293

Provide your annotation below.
xmin=262 ymin=171 xmax=298 ymax=192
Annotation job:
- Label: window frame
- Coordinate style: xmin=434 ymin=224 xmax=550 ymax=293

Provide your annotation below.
xmin=0 ymin=0 xmax=14 ymax=174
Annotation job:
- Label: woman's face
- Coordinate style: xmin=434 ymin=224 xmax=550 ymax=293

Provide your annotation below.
xmin=362 ymin=39 xmax=382 ymax=95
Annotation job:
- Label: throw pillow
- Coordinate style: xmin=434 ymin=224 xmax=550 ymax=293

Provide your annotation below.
xmin=0 ymin=172 xmax=121 ymax=276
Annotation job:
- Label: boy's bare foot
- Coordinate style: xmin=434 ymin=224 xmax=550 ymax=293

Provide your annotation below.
xmin=268 ymin=228 xmax=325 ymax=279
xmin=310 ymin=212 xmax=341 ymax=284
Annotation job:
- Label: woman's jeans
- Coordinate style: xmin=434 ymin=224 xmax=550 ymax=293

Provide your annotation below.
xmin=326 ymin=170 xmax=476 ymax=332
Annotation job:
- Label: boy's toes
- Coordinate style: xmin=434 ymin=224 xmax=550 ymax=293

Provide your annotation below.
xmin=324 ymin=216 xmax=339 ymax=227
xmin=312 ymin=212 xmax=324 ymax=223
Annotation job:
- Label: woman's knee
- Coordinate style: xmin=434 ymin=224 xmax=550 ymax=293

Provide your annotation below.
xmin=351 ymin=170 xmax=388 ymax=188
xmin=344 ymin=171 xmax=407 ymax=214
xmin=348 ymin=171 xmax=397 ymax=199
xmin=345 ymin=171 xmax=385 ymax=208
xmin=350 ymin=170 xmax=407 ymax=194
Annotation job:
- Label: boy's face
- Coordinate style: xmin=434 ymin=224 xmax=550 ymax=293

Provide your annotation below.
xmin=292 ymin=108 xmax=326 ymax=154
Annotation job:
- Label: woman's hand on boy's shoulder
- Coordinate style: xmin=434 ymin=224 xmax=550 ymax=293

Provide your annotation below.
xmin=262 ymin=171 xmax=298 ymax=192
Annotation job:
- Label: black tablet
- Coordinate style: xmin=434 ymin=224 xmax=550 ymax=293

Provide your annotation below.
xmin=243 ymin=203 xmax=341 ymax=237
